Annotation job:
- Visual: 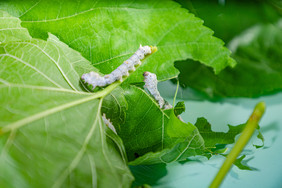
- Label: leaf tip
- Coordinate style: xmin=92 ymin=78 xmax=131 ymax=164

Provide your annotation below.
xmin=228 ymin=57 xmax=237 ymax=68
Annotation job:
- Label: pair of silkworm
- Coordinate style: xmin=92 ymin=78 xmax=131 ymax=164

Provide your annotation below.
xmin=104 ymin=72 xmax=180 ymax=134
xmin=103 ymin=72 xmax=172 ymax=135
xmin=81 ymin=44 xmax=170 ymax=110
xmin=83 ymin=45 xmax=180 ymax=134
xmin=81 ymin=45 xmax=155 ymax=90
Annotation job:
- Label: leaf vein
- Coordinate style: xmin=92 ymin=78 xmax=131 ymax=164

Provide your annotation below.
xmin=52 ymin=100 xmax=101 ymax=188
xmin=0 ymin=54 xmax=64 ymax=88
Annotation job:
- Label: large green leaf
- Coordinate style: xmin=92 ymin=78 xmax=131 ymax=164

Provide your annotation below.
xmin=175 ymin=21 xmax=282 ymax=97
xmin=101 ymin=86 xmax=262 ymax=166
xmin=0 ymin=0 xmax=235 ymax=82
xmin=110 ymin=85 xmax=205 ymax=165
xmin=0 ymin=11 xmax=133 ymax=187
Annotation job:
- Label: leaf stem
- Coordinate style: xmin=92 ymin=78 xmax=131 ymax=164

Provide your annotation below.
xmin=209 ymin=102 xmax=266 ymax=188
xmin=172 ymin=78 xmax=179 ymax=107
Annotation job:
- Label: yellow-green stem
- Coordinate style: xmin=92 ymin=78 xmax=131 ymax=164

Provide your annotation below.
xmin=172 ymin=79 xmax=179 ymax=107
xmin=209 ymin=102 xmax=266 ymax=188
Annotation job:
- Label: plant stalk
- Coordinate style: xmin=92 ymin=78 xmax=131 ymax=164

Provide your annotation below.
xmin=172 ymin=79 xmax=179 ymax=107
xmin=209 ymin=102 xmax=266 ymax=188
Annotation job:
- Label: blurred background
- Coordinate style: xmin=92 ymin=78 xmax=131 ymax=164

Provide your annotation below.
xmin=176 ymin=0 xmax=281 ymax=43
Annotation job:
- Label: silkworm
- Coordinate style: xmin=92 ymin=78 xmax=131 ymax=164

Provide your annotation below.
xmin=143 ymin=72 xmax=185 ymax=122
xmin=143 ymin=71 xmax=172 ymax=110
xmin=102 ymin=113 xmax=117 ymax=134
xmin=81 ymin=45 xmax=155 ymax=90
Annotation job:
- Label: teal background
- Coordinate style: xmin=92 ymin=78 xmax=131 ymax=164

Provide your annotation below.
xmin=153 ymin=81 xmax=282 ymax=188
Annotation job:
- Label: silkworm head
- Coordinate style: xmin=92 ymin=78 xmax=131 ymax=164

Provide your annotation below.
xmin=143 ymin=71 xmax=149 ymax=76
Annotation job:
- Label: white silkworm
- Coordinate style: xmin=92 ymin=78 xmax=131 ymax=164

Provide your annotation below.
xmin=124 ymin=60 xmax=135 ymax=71
xmin=81 ymin=45 xmax=155 ymax=90
xmin=143 ymin=72 xmax=185 ymax=122
xmin=143 ymin=71 xmax=172 ymax=109
xmin=102 ymin=113 xmax=117 ymax=134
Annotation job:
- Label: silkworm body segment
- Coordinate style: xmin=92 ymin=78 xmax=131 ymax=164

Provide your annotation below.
xmin=81 ymin=45 xmax=156 ymax=90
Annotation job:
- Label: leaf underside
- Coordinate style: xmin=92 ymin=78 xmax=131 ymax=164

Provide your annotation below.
xmin=0 ymin=11 xmax=133 ymax=188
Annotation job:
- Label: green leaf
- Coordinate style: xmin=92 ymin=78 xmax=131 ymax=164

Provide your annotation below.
xmin=174 ymin=101 xmax=185 ymax=116
xmin=103 ymin=87 xmax=262 ymax=166
xmin=219 ymin=154 xmax=258 ymax=171
xmin=194 ymin=117 xmax=264 ymax=158
xmin=135 ymin=184 xmax=152 ymax=188
xmin=233 ymin=155 xmax=258 ymax=171
xmin=114 ymin=86 xmax=205 ymax=165
xmin=195 ymin=117 xmax=245 ymax=150
xmin=101 ymin=87 xmax=128 ymax=130
xmin=0 ymin=12 xmax=133 ymax=187
xmin=176 ymin=20 xmax=282 ymax=97
xmin=0 ymin=10 xmax=31 ymax=42
xmin=129 ymin=164 xmax=167 ymax=187
xmin=1 ymin=0 xmax=235 ymax=81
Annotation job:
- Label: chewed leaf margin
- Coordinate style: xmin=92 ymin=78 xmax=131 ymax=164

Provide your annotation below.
xmin=1 ymin=0 xmax=236 ymax=83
